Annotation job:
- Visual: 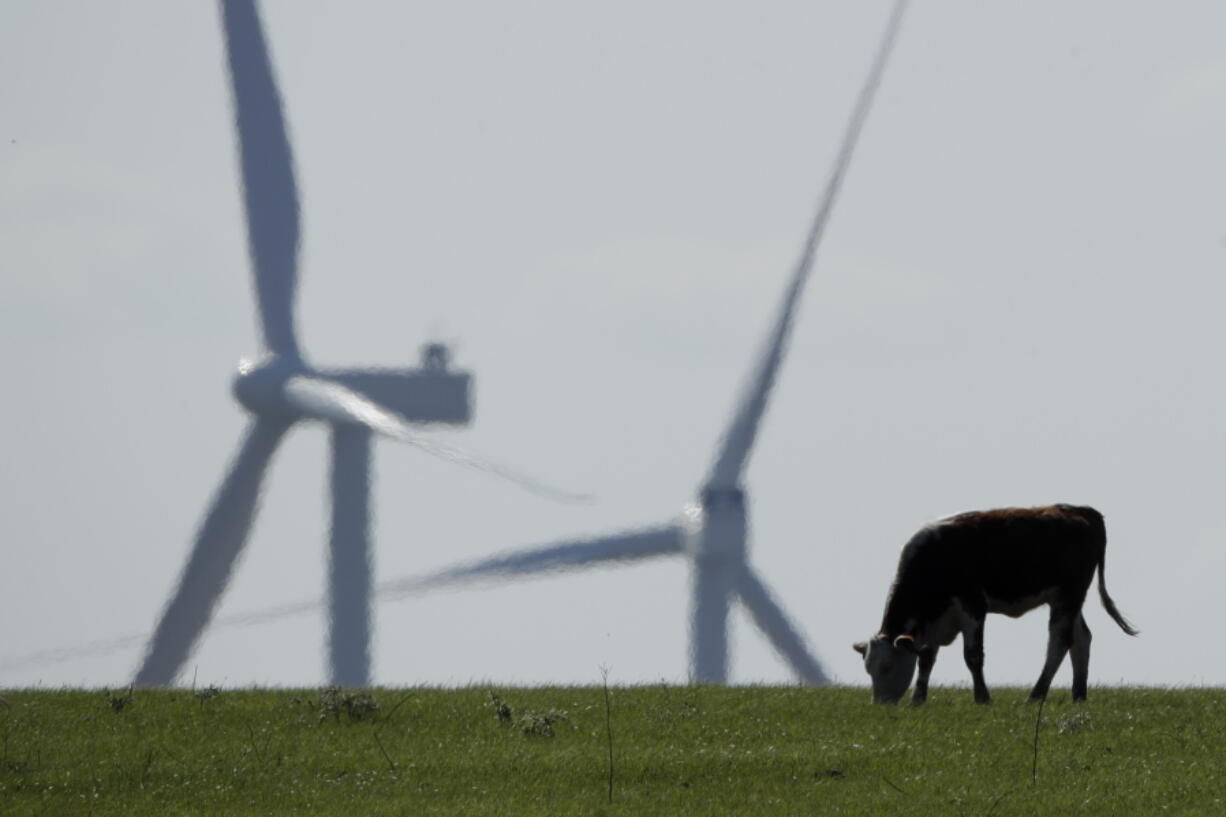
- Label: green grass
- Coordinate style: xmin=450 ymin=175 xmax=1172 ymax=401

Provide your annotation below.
xmin=1 ymin=685 xmax=1223 ymax=816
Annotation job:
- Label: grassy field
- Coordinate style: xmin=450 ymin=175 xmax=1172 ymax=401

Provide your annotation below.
xmin=0 ymin=684 xmax=1222 ymax=816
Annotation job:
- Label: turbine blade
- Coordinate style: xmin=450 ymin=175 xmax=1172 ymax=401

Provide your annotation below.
xmin=284 ymin=375 xmax=594 ymax=503
xmin=134 ymin=419 xmax=289 ymax=686
xmin=221 ymin=0 xmax=302 ymax=359
xmin=703 ymin=0 xmax=908 ymax=490
xmin=736 ymin=566 xmax=830 ymax=685
xmin=14 ymin=528 xmax=683 ymax=672
xmin=173 ymin=525 xmax=681 ymax=624
xmin=375 ymin=524 xmax=687 ymax=599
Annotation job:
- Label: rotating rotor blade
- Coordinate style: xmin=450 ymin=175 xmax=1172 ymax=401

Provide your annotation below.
xmin=704 ymin=0 xmax=908 ymax=491
xmin=375 ymin=524 xmax=687 ymax=600
xmin=736 ymin=565 xmax=830 ymax=685
xmin=282 ymin=375 xmax=593 ymax=503
xmin=137 ymin=524 xmax=683 ymax=629
xmin=221 ymin=0 xmax=302 ymax=360
xmin=134 ymin=419 xmax=289 ymax=686
xmin=12 ymin=527 xmax=683 ymax=671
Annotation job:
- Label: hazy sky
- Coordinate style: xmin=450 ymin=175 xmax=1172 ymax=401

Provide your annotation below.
xmin=3 ymin=1 xmax=1224 ymax=691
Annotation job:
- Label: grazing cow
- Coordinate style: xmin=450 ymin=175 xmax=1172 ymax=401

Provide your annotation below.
xmin=853 ymin=505 xmax=1137 ymax=704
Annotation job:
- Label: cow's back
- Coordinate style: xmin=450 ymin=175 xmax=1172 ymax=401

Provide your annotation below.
xmin=939 ymin=505 xmax=1104 ymax=606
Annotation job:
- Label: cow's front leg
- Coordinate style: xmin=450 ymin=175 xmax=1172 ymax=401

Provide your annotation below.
xmin=911 ymin=646 xmax=939 ymax=705
xmin=1030 ymin=605 xmax=1077 ymax=702
xmin=962 ymin=616 xmax=990 ymax=704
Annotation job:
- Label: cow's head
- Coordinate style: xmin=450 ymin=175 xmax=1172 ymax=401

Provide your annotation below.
xmin=853 ymin=634 xmax=921 ymax=704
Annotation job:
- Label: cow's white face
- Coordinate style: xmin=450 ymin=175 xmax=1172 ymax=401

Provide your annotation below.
xmin=853 ymin=636 xmax=918 ymax=704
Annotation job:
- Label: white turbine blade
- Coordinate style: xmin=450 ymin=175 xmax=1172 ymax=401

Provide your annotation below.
xmin=13 ymin=525 xmax=682 ymax=669
xmin=134 ymin=419 xmax=289 ymax=686
xmin=221 ymin=0 xmax=302 ymax=360
xmin=328 ymin=426 xmax=373 ymax=687
xmin=13 ymin=528 xmax=684 ymax=672
xmin=736 ymin=566 xmax=830 ymax=685
xmin=7 ymin=525 xmax=682 ymax=674
xmin=283 ymin=375 xmax=593 ymax=503
xmin=376 ymin=525 xmax=687 ymax=599
xmin=704 ymin=0 xmax=909 ymax=491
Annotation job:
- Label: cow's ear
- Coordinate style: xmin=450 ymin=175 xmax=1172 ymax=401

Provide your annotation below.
xmin=853 ymin=641 xmax=868 ymax=657
xmin=893 ymin=634 xmax=919 ymax=654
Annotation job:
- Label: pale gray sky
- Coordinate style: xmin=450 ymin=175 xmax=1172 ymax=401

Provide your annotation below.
xmin=2 ymin=1 xmax=1224 ymax=690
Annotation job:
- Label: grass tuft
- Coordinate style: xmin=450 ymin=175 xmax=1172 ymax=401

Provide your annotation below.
xmin=316 ymin=686 xmax=379 ymax=723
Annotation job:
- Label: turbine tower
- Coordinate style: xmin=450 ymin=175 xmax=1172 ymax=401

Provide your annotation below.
xmin=376 ymin=0 xmax=909 ymax=684
xmin=134 ymin=0 xmax=578 ymax=689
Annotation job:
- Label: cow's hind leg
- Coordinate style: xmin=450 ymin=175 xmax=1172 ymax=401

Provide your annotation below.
xmin=1069 ymin=614 xmax=1092 ymax=702
xmin=1029 ymin=605 xmax=1078 ymax=702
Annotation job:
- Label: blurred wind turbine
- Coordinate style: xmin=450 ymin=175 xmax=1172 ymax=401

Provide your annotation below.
xmin=134 ymin=0 xmax=583 ymax=689
xmin=375 ymin=0 xmax=910 ymax=684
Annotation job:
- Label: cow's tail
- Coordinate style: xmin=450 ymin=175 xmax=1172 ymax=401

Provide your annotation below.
xmin=1087 ymin=508 xmax=1139 ymax=636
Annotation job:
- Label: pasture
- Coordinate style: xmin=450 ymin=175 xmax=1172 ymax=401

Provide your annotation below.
xmin=0 ymin=685 xmax=1221 ymax=816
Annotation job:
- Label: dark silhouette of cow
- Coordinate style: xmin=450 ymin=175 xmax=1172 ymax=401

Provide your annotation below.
xmin=854 ymin=505 xmax=1137 ymax=704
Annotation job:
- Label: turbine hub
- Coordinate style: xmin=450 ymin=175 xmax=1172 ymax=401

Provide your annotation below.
xmin=232 ymin=355 xmax=306 ymax=418
xmin=687 ymin=486 xmax=748 ymax=560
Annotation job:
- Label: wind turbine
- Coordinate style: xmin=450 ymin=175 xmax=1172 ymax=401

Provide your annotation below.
xmin=375 ymin=0 xmax=909 ymax=685
xmin=134 ymin=0 xmax=580 ymax=689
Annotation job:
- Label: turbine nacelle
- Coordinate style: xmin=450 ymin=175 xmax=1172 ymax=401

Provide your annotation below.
xmin=233 ymin=348 xmax=473 ymax=427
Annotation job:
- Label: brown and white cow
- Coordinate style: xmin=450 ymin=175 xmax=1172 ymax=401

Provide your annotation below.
xmin=854 ymin=505 xmax=1137 ymax=704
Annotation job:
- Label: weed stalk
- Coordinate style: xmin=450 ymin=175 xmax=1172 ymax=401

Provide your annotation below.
xmin=601 ymin=665 xmax=615 ymax=804
xmin=1031 ymin=695 xmax=1046 ymax=785
xmin=373 ymin=730 xmax=396 ymax=773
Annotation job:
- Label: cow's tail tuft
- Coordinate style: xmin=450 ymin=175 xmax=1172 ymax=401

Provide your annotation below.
xmin=1091 ymin=510 xmax=1139 ymax=636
